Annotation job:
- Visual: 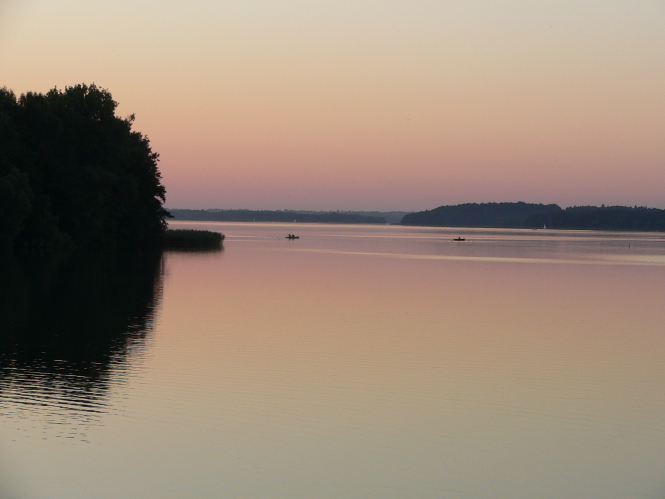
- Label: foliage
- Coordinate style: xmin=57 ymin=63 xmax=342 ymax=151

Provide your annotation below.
xmin=0 ymin=84 xmax=169 ymax=250
xmin=169 ymin=209 xmax=387 ymax=224
xmin=161 ymin=229 xmax=224 ymax=249
xmin=0 ymin=167 xmax=33 ymax=248
xmin=401 ymin=202 xmax=562 ymax=227
xmin=525 ymin=206 xmax=665 ymax=231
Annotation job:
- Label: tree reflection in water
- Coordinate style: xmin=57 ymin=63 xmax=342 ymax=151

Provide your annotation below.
xmin=0 ymin=250 xmax=164 ymax=436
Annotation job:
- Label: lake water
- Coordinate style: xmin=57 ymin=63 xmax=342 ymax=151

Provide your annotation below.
xmin=2 ymin=221 xmax=665 ymax=498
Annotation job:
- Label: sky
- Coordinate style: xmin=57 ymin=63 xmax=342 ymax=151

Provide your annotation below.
xmin=1 ymin=1 xmax=664 ymax=211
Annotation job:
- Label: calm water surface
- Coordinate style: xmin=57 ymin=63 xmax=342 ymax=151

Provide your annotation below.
xmin=2 ymin=222 xmax=665 ymax=498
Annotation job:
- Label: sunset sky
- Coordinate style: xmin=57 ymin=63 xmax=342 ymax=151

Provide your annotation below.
xmin=2 ymin=1 xmax=663 ymax=211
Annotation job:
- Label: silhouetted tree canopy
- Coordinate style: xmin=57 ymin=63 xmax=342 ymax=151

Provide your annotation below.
xmin=0 ymin=84 xmax=169 ymax=250
xmin=525 ymin=206 xmax=665 ymax=231
xmin=401 ymin=202 xmax=562 ymax=227
xmin=170 ymin=209 xmax=386 ymax=224
xmin=401 ymin=202 xmax=665 ymax=231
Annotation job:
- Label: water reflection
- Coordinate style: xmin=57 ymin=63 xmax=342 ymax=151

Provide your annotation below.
xmin=0 ymin=250 xmax=164 ymax=437
xmin=4 ymin=224 xmax=665 ymax=498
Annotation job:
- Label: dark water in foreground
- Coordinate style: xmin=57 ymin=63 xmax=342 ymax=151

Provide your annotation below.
xmin=2 ymin=222 xmax=665 ymax=498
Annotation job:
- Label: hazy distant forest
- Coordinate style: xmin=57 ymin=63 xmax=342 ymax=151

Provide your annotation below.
xmin=401 ymin=202 xmax=665 ymax=231
xmin=401 ymin=202 xmax=559 ymax=227
xmin=169 ymin=209 xmax=402 ymax=224
xmin=0 ymin=84 xmax=169 ymax=251
xmin=174 ymin=204 xmax=665 ymax=231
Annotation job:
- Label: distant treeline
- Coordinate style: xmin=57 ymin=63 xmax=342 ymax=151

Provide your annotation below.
xmin=526 ymin=206 xmax=665 ymax=231
xmin=401 ymin=202 xmax=665 ymax=231
xmin=401 ymin=202 xmax=561 ymax=227
xmin=170 ymin=209 xmax=388 ymax=224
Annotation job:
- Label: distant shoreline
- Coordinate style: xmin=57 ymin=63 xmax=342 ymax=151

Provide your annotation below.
xmin=170 ymin=204 xmax=665 ymax=232
xmin=401 ymin=203 xmax=665 ymax=232
xmin=168 ymin=209 xmax=407 ymax=225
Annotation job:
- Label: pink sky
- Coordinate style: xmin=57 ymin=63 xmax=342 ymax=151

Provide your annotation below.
xmin=2 ymin=1 xmax=664 ymax=210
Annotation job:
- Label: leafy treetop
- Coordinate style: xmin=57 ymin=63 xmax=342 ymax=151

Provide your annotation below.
xmin=0 ymin=84 xmax=170 ymax=250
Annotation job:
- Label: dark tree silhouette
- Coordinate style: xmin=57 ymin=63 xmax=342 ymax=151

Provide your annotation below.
xmin=525 ymin=206 xmax=665 ymax=231
xmin=401 ymin=202 xmax=562 ymax=227
xmin=0 ymin=84 xmax=169 ymax=250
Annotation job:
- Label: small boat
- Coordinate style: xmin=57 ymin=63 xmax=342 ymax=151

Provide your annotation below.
xmin=453 ymin=237 xmax=465 ymax=242
xmin=286 ymin=234 xmax=299 ymax=239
